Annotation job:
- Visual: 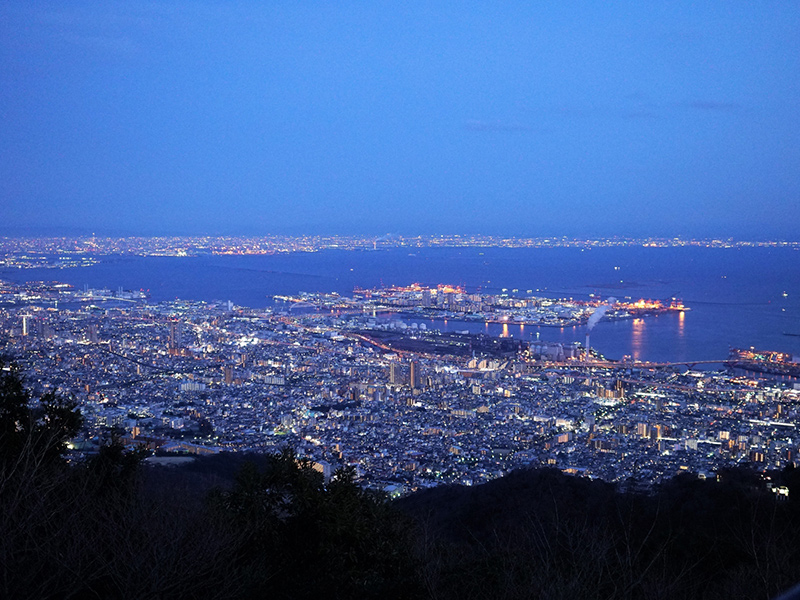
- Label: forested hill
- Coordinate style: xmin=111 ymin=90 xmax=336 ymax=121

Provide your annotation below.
xmin=397 ymin=465 xmax=800 ymax=599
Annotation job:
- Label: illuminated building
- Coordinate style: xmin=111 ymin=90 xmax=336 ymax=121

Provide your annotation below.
xmin=410 ymin=360 xmax=421 ymax=389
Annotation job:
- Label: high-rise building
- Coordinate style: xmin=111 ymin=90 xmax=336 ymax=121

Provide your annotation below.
xmin=445 ymin=292 xmax=455 ymax=310
xmin=410 ymin=360 xmax=421 ymax=389
xmin=389 ymin=361 xmax=401 ymax=385
xmin=168 ymin=321 xmax=182 ymax=350
xmin=421 ymin=289 xmax=431 ymax=308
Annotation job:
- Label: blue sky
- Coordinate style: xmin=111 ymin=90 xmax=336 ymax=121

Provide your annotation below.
xmin=1 ymin=2 xmax=799 ymax=238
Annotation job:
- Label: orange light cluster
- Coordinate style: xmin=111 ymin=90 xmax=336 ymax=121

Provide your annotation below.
xmin=730 ymin=348 xmax=793 ymax=364
xmin=619 ymin=299 xmax=664 ymax=310
xmin=376 ymin=282 xmax=464 ymax=294
xmin=437 ymin=284 xmax=465 ymax=294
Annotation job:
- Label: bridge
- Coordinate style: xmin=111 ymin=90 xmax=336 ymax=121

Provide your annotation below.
xmin=529 ymin=359 xmax=729 ymax=370
xmin=288 ymin=301 xmax=316 ymax=311
xmin=618 ymin=359 xmax=728 ymax=369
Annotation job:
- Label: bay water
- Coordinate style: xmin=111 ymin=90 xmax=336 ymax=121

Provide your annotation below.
xmin=3 ymin=246 xmax=798 ymax=364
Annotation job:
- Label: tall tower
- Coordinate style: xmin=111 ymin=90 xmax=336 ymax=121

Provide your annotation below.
xmin=410 ymin=360 xmax=421 ymax=389
xmin=168 ymin=321 xmax=182 ymax=350
xmin=389 ymin=361 xmax=400 ymax=385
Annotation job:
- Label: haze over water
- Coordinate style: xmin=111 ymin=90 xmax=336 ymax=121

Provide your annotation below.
xmin=5 ymin=245 xmax=798 ymax=364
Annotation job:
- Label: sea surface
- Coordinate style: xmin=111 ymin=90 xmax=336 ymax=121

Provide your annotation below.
xmin=3 ymin=246 xmax=799 ymax=364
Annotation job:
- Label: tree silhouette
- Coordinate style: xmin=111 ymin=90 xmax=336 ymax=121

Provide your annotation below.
xmin=210 ymin=448 xmax=421 ymax=599
xmin=0 ymin=359 xmax=82 ymax=468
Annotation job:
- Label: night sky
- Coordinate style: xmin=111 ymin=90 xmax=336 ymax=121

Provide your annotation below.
xmin=1 ymin=2 xmax=799 ymax=239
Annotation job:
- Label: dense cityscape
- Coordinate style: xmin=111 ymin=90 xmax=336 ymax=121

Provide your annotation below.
xmin=1 ymin=234 xmax=798 ymax=270
xmin=2 ymin=272 xmax=798 ymax=497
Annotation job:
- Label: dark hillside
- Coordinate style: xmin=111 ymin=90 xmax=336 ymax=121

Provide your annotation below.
xmin=398 ymin=467 xmax=800 ymax=600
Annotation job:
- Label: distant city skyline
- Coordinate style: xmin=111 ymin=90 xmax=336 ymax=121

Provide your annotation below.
xmin=2 ymin=3 xmax=799 ymax=239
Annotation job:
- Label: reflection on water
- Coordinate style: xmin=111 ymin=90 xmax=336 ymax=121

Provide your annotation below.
xmin=401 ymin=313 xmax=712 ymax=363
xmin=403 ymin=314 xmax=702 ymax=363
xmin=631 ymin=318 xmax=645 ymax=362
